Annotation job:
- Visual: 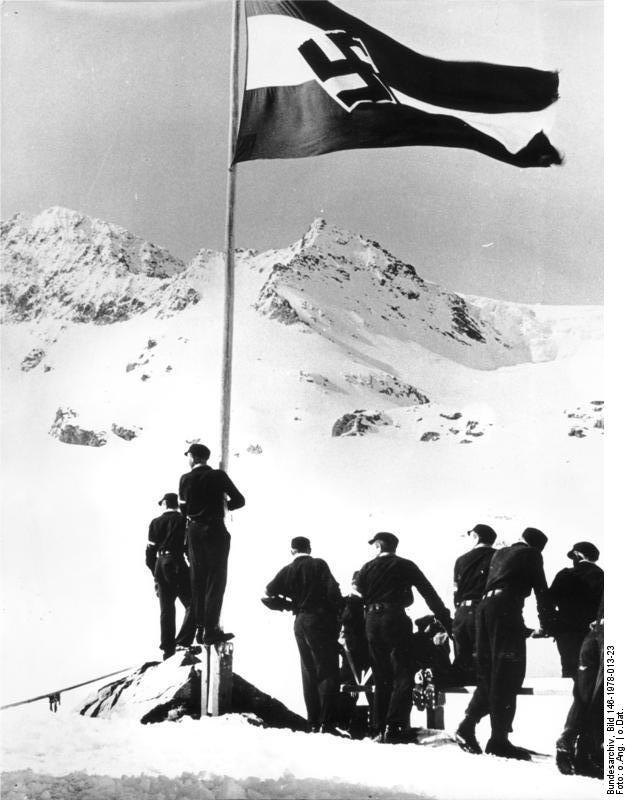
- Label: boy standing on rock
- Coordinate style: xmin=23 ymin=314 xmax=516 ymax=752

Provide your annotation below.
xmin=178 ymin=443 xmax=245 ymax=646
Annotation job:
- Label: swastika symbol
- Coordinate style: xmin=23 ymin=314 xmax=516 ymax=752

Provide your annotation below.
xmin=298 ymin=30 xmax=397 ymax=112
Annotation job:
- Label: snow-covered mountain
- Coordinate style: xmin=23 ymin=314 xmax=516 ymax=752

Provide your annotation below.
xmin=0 ymin=207 xmax=603 ymax=739
xmin=1 ymin=207 xmax=198 ymax=323
xmin=2 ymin=208 xmax=601 ymax=367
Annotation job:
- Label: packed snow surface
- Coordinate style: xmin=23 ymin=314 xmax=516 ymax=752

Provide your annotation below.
xmin=0 ymin=704 xmax=600 ymax=800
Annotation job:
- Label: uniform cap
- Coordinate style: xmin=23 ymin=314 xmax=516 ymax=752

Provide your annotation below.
xmin=159 ymin=492 xmax=178 ymax=508
xmin=522 ymin=527 xmax=548 ymax=551
xmin=184 ymin=442 xmax=211 ymax=460
xmin=567 ymin=541 xmax=600 ymax=561
xmin=291 ymin=536 xmax=311 ymax=552
xmin=468 ymin=524 xmax=497 ymax=545
xmin=368 ymin=531 xmax=399 ymax=549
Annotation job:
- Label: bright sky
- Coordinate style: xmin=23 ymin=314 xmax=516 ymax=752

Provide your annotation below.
xmin=1 ymin=0 xmax=602 ymax=304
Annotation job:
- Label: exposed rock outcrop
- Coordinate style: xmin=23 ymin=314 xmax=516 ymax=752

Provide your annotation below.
xmin=111 ymin=423 xmax=142 ymax=441
xmin=20 ymin=348 xmax=46 ymax=371
xmin=79 ymin=650 xmax=308 ymax=731
xmin=332 ymin=410 xmax=392 ymax=437
xmin=564 ymin=400 xmax=604 ymax=438
xmin=49 ymin=407 xmax=107 ymax=447
xmin=344 ymin=373 xmax=429 ymax=405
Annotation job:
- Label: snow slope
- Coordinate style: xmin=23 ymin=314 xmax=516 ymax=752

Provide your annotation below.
xmin=0 ymin=208 xmax=603 ymax=796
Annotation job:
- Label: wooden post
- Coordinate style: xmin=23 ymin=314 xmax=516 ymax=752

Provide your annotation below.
xmin=200 ymin=646 xmax=210 ymax=718
xmin=208 ymin=641 xmax=234 ymax=716
xmin=219 ymin=0 xmax=242 ymax=473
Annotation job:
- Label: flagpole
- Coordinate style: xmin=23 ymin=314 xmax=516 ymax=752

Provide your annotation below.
xmin=219 ymin=0 xmax=242 ymax=472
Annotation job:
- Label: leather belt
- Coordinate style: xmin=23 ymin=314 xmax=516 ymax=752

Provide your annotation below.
xmin=459 ymin=599 xmax=477 ymax=607
xmin=483 ymin=588 xmax=504 ymax=599
xmin=366 ymin=602 xmax=404 ymax=614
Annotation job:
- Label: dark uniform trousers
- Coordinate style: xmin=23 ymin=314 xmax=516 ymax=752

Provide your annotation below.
xmin=366 ymin=607 xmax=413 ymax=731
xmin=187 ymin=519 xmax=231 ymax=634
xmin=465 ymin=593 xmax=526 ymax=741
xmin=556 ymin=630 xmax=588 ymax=680
xmin=293 ymin=611 xmax=340 ymax=728
xmin=452 ymin=603 xmax=478 ymax=683
xmin=154 ymin=553 xmax=195 ymax=653
xmin=560 ymin=621 xmax=604 ymax=765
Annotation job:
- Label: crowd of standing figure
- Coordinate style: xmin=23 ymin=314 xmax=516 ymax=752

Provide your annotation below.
xmin=144 ymin=442 xmax=603 ymax=777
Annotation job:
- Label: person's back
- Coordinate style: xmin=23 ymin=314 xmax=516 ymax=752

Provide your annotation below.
xmin=147 ymin=509 xmax=187 ymax=564
xmin=358 ymin=553 xmax=448 ymax=621
xmin=485 ymin=542 xmax=544 ymax=598
xmin=179 ymin=463 xmax=245 ymax=522
xmin=551 ymin=560 xmax=603 ymax=632
xmin=455 ymin=527 xmax=554 ymax=760
xmin=145 ymin=493 xmax=194 ymax=658
xmin=454 ymin=547 xmax=495 ymax=604
xmin=178 ymin=443 xmax=245 ymax=645
xmin=451 ymin=524 xmax=497 ymax=685
xmin=356 ymin=532 xmax=451 ymax=743
xmin=550 ymin=541 xmax=603 ymax=679
xmin=267 ymin=554 xmax=342 ymax=614
xmin=264 ymin=537 xmax=342 ymax=733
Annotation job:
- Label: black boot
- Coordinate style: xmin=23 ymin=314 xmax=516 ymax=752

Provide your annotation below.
xmin=202 ymin=628 xmax=235 ymax=645
xmin=319 ymin=724 xmax=350 ymax=738
xmin=383 ymin=724 xmax=409 ymax=744
xmin=455 ymin=717 xmax=482 ymax=754
xmin=556 ymin=742 xmax=576 ymax=775
xmin=485 ymin=739 xmax=532 ymax=761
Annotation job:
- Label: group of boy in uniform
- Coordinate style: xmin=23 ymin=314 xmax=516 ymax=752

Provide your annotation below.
xmin=145 ymin=442 xmax=603 ymax=774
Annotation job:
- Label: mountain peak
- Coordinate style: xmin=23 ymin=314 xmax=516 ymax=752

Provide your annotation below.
xmin=1 ymin=207 xmax=196 ymax=324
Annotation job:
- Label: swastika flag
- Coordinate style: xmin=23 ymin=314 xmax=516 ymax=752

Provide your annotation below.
xmin=234 ymin=0 xmax=562 ymax=168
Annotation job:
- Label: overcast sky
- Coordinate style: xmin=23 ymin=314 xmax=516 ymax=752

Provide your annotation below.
xmin=1 ymin=0 xmax=603 ymax=304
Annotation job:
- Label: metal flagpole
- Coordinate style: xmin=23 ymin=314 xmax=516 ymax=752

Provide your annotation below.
xmin=219 ymin=0 xmax=242 ymax=472
xmin=203 ymin=0 xmax=242 ymax=719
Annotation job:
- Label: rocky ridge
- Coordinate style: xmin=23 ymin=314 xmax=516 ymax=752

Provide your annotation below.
xmin=1 ymin=207 xmax=199 ymax=323
xmin=251 ymin=219 xmax=574 ymax=371
xmin=1 ymin=209 xmax=601 ymax=375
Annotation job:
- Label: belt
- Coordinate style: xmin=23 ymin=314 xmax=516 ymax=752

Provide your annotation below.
xmin=366 ymin=602 xmax=405 ymax=614
xmin=483 ymin=588 xmax=504 ymax=599
xmin=459 ymin=599 xmax=477 ymax=607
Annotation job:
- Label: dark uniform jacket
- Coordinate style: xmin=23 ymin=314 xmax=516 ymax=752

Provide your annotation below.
xmin=550 ymin=561 xmax=604 ymax=633
xmin=178 ymin=465 xmax=245 ymax=523
xmin=145 ymin=510 xmax=187 ymax=573
xmin=453 ymin=546 xmax=495 ymax=605
xmin=356 ymin=554 xmax=451 ymax=631
xmin=266 ymin=555 xmax=342 ymax=615
xmin=484 ymin=541 xmax=553 ymax=629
